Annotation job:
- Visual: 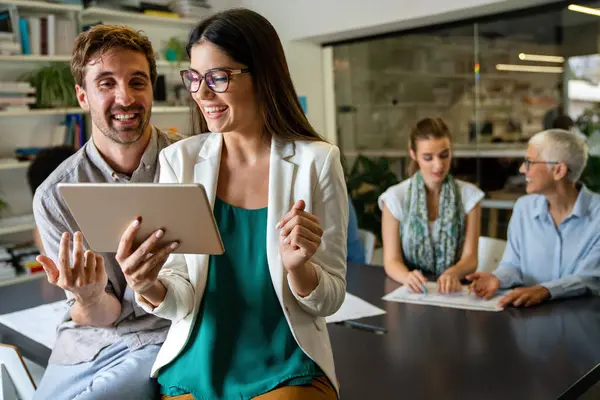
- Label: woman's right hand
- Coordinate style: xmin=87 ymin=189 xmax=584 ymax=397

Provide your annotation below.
xmin=402 ymin=269 xmax=428 ymax=293
xmin=116 ymin=218 xmax=179 ymax=301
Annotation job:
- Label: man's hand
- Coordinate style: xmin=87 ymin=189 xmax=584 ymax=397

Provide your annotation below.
xmin=466 ymin=272 xmax=501 ymax=300
xmin=437 ymin=270 xmax=462 ymax=293
xmin=116 ymin=218 xmax=178 ymax=299
xmin=498 ymin=286 xmax=550 ymax=308
xmin=37 ymin=231 xmax=107 ymax=305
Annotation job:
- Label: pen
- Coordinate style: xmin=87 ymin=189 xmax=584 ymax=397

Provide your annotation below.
xmin=336 ymin=320 xmax=387 ymax=335
xmin=417 ymin=269 xmax=428 ymax=295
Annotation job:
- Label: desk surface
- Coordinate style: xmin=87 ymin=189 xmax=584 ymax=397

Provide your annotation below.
xmin=0 ymin=278 xmax=64 ymax=365
xmin=3 ymin=265 xmax=600 ymax=399
xmin=332 ymin=263 xmax=600 ymax=400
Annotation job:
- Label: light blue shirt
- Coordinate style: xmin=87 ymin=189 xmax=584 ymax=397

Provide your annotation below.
xmin=494 ymin=185 xmax=600 ymax=299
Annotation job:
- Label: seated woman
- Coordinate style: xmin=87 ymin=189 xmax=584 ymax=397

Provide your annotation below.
xmin=115 ymin=8 xmax=347 ymax=400
xmin=378 ymin=117 xmax=484 ymax=294
xmin=468 ymin=129 xmax=600 ymax=308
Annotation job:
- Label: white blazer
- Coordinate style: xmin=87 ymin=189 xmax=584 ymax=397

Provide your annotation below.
xmin=136 ymin=132 xmax=348 ymax=395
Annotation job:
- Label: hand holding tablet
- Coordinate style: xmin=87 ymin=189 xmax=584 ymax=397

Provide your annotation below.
xmin=115 ymin=217 xmax=179 ymax=296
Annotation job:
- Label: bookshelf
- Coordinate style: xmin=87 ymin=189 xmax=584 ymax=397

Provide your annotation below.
xmin=0 ymin=106 xmax=191 ymax=117
xmin=0 ymin=106 xmax=192 ymax=117
xmin=156 ymin=60 xmax=188 ymax=68
xmin=0 ymin=1 xmax=199 ymax=288
xmin=152 ymin=106 xmax=189 ymax=113
xmin=0 ymin=0 xmax=81 ymax=13
xmin=0 ymin=159 xmax=30 ymax=170
xmin=0 ymin=54 xmax=71 ymax=62
xmin=0 ymin=214 xmax=35 ymax=236
xmin=0 ymin=272 xmax=44 ymax=288
xmin=0 ymin=54 xmax=189 ymax=66
xmin=0 ymin=107 xmax=82 ymax=117
xmin=81 ymin=7 xmax=198 ymax=26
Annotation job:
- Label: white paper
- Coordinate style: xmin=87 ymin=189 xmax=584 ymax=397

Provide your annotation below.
xmin=325 ymin=293 xmax=386 ymax=323
xmin=0 ymin=301 xmax=68 ymax=349
xmin=382 ymin=282 xmax=503 ymax=312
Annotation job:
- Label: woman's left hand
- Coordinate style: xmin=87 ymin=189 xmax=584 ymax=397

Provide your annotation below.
xmin=277 ymin=200 xmax=323 ymax=272
xmin=437 ymin=270 xmax=463 ymax=294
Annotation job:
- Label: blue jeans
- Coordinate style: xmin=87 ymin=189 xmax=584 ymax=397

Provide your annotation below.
xmin=33 ymin=341 xmax=160 ymax=400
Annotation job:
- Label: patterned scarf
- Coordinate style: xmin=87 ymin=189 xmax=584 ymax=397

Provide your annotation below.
xmin=401 ymin=171 xmax=465 ymax=275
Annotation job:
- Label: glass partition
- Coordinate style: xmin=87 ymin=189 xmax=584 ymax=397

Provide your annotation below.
xmin=334 ymin=2 xmax=600 ymax=241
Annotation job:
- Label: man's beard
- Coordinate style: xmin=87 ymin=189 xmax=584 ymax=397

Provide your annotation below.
xmin=91 ymin=105 xmax=152 ymax=145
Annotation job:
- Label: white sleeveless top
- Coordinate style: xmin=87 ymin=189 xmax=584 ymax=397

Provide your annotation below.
xmin=378 ymin=179 xmax=484 ymax=243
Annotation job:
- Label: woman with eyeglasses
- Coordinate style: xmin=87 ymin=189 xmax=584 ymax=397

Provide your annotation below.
xmin=468 ymin=129 xmax=600 ymax=308
xmin=378 ymin=117 xmax=484 ymax=294
xmin=121 ymin=8 xmax=346 ymax=400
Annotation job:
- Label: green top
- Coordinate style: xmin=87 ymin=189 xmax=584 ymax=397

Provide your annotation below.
xmin=158 ymin=197 xmax=322 ymax=399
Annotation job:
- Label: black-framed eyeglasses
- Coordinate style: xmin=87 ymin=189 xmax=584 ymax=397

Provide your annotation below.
xmin=180 ymin=68 xmax=251 ymax=94
xmin=522 ymin=159 xmax=561 ymax=172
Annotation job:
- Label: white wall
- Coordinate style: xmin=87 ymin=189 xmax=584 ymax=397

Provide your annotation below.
xmin=241 ymin=0 xmax=559 ymax=143
xmin=244 ymin=0 xmax=559 ymax=42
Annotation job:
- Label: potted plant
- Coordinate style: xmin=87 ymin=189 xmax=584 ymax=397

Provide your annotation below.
xmin=346 ymin=155 xmax=399 ymax=243
xmin=164 ymin=37 xmax=188 ymax=65
xmin=575 ymin=106 xmax=600 ymax=192
xmin=23 ymin=63 xmax=77 ymax=109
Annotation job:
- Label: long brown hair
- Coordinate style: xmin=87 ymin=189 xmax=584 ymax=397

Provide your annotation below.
xmin=186 ymin=8 xmax=323 ymax=142
xmin=408 ymin=117 xmax=452 ymax=176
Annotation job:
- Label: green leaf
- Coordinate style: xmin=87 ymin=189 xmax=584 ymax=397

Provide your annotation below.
xmin=22 ymin=63 xmax=77 ymax=108
xmin=347 ymin=155 xmax=400 ymax=244
xmin=582 ymin=155 xmax=600 ymax=193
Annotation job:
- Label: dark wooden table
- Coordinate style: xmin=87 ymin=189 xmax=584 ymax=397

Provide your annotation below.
xmin=330 ymin=263 xmax=600 ymax=400
xmin=2 ymin=265 xmax=600 ymax=399
xmin=0 ymin=277 xmax=64 ymax=366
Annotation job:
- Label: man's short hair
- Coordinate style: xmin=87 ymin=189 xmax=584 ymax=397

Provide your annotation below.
xmin=529 ymin=129 xmax=589 ymax=182
xmin=70 ymin=24 xmax=157 ymax=87
xmin=27 ymin=146 xmax=76 ymax=196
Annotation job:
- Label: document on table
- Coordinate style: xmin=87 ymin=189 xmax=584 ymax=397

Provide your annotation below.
xmin=325 ymin=292 xmax=386 ymax=323
xmin=0 ymin=301 xmax=67 ymax=349
xmin=382 ymin=282 xmax=504 ymax=312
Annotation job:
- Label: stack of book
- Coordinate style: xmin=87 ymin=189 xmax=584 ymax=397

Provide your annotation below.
xmin=168 ymin=0 xmax=211 ymax=19
xmin=0 ymin=81 xmax=36 ymax=112
xmin=15 ymin=114 xmax=85 ymax=161
xmin=65 ymin=113 xmax=86 ymax=148
xmin=19 ymin=14 xmax=78 ymax=56
xmin=139 ymin=2 xmax=181 ymax=19
xmin=12 ymin=245 xmax=43 ymax=276
xmin=0 ymin=247 xmax=16 ymax=281
xmin=50 ymin=0 xmax=83 ymax=4
xmin=0 ymin=5 xmax=22 ymax=55
xmin=0 ymin=4 xmax=78 ymax=56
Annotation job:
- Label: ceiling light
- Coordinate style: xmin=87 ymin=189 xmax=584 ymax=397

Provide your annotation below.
xmin=568 ymin=4 xmax=600 ymax=17
xmin=518 ymin=53 xmax=564 ymax=63
xmin=496 ymin=64 xmax=564 ymax=73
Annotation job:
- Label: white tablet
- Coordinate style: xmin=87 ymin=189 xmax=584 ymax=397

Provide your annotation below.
xmin=57 ymin=183 xmax=224 ymax=255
